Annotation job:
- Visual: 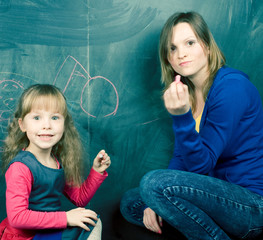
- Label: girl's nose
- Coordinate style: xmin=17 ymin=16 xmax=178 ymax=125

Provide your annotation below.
xmin=42 ymin=118 xmax=51 ymax=129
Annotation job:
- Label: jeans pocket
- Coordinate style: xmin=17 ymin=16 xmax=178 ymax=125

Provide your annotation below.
xmin=241 ymin=227 xmax=263 ymax=239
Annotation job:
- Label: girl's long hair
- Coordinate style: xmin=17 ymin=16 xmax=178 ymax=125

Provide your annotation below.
xmin=159 ymin=11 xmax=225 ymax=113
xmin=2 ymin=84 xmax=83 ymax=185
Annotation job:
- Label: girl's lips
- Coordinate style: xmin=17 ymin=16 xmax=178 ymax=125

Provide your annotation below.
xmin=38 ymin=134 xmax=54 ymax=141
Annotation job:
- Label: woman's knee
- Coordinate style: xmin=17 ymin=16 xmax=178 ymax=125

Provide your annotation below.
xmin=139 ymin=169 xmax=167 ymax=200
xmin=139 ymin=169 xmax=186 ymax=201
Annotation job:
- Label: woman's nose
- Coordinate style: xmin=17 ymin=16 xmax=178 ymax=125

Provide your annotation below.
xmin=177 ymin=47 xmax=187 ymax=59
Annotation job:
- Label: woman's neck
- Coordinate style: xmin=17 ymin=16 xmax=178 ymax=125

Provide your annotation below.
xmin=189 ymin=69 xmax=209 ymax=119
xmin=193 ymin=89 xmax=205 ymax=119
xmin=188 ymin=65 xmax=209 ymax=90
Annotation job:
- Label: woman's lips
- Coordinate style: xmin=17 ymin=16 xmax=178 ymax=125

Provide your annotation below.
xmin=179 ymin=61 xmax=192 ymax=66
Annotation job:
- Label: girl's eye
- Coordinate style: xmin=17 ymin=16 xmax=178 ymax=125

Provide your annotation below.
xmin=51 ymin=116 xmax=59 ymax=120
xmin=33 ymin=116 xmax=40 ymax=120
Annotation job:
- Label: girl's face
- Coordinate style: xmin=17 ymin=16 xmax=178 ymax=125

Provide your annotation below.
xmin=168 ymin=22 xmax=209 ymax=83
xmin=18 ymin=107 xmax=65 ymax=154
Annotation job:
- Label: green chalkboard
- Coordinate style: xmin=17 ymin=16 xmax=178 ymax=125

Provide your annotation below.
xmin=0 ymin=0 xmax=262 ymax=238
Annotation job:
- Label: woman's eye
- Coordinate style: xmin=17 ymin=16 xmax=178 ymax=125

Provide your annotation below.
xmin=170 ymin=45 xmax=176 ymax=52
xmin=187 ymin=40 xmax=195 ymax=46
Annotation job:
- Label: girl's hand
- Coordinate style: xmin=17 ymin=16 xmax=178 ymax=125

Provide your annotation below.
xmin=143 ymin=207 xmax=162 ymax=234
xmin=92 ymin=150 xmax=111 ymax=174
xmin=66 ymin=208 xmax=98 ymax=231
xmin=163 ymin=75 xmax=190 ymax=115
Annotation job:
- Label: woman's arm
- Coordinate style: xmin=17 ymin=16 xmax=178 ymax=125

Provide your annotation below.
xmin=171 ymin=75 xmax=250 ymax=174
xmin=167 ymin=142 xmax=187 ymax=170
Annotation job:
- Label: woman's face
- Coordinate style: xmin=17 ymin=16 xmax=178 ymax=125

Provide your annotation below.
xmin=168 ymin=22 xmax=209 ymax=83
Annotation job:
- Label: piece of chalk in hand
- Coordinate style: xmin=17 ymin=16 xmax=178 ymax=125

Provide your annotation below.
xmin=99 ymin=154 xmax=103 ymax=159
xmin=174 ymin=75 xmax=181 ymax=83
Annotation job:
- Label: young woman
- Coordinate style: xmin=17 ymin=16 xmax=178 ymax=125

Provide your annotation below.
xmin=0 ymin=84 xmax=111 ymax=239
xmin=121 ymin=11 xmax=263 ymax=240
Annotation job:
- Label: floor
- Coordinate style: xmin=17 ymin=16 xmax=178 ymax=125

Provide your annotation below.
xmin=108 ymin=209 xmax=187 ymax=240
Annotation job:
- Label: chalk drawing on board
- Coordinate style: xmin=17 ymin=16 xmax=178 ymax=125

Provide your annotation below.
xmin=0 ymin=75 xmax=29 ymax=151
xmin=0 ymin=56 xmax=119 ymax=151
xmin=53 ymin=55 xmax=119 ymax=118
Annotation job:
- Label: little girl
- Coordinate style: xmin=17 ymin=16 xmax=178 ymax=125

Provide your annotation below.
xmin=0 ymin=84 xmax=111 ymax=239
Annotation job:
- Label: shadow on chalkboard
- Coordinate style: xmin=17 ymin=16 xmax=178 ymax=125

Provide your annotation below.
xmin=109 ymin=202 xmax=187 ymax=240
xmin=0 ymin=0 xmax=11 ymax=13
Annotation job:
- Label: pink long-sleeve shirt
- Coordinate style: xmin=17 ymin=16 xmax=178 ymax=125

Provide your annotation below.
xmin=1 ymin=162 xmax=107 ymax=239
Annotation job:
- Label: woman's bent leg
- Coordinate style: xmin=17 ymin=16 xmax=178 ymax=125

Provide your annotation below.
xmin=140 ymin=169 xmax=263 ymax=240
xmin=120 ymin=187 xmax=145 ymax=227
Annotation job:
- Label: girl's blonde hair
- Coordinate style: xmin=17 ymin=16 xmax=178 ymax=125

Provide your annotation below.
xmin=159 ymin=11 xmax=225 ymax=113
xmin=2 ymin=84 xmax=83 ymax=185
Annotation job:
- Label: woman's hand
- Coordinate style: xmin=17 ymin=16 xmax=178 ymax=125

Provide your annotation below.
xmin=92 ymin=150 xmax=111 ymax=174
xmin=163 ymin=75 xmax=190 ymax=115
xmin=143 ymin=207 xmax=162 ymax=234
xmin=66 ymin=208 xmax=98 ymax=231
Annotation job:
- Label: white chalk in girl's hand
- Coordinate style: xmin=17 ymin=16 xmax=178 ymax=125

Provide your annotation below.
xmin=99 ymin=154 xmax=103 ymax=159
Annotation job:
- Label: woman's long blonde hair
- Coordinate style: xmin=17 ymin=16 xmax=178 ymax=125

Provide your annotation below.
xmin=159 ymin=11 xmax=225 ymax=113
xmin=2 ymin=84 xmax=83 ymax=185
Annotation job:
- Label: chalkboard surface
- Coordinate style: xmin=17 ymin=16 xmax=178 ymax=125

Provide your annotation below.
xmin=0 ymin=0 xmax=262 ymax=238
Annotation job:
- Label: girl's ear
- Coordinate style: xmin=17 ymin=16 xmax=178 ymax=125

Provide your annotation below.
xmin=18 ymin=118 xmax=26 ymax=132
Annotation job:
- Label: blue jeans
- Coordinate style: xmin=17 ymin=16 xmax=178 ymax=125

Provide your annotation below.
xmin=120 ymin=169 xmax=263 ymax=240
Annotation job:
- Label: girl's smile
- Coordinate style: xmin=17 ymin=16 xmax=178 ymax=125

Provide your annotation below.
xmin=38 ymin=134 xmax=55 ymax=141
xmin=18 ymin=108 xmax=65 ymax=154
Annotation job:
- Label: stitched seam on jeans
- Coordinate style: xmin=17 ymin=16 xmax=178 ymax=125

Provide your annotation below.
xmin=164 ymin=185 xmax=260 ymax=210
xmin=162 ymin=186 xmax=257 ymax=239
xmin=165 ymin=195 xmax=219 ymax=239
